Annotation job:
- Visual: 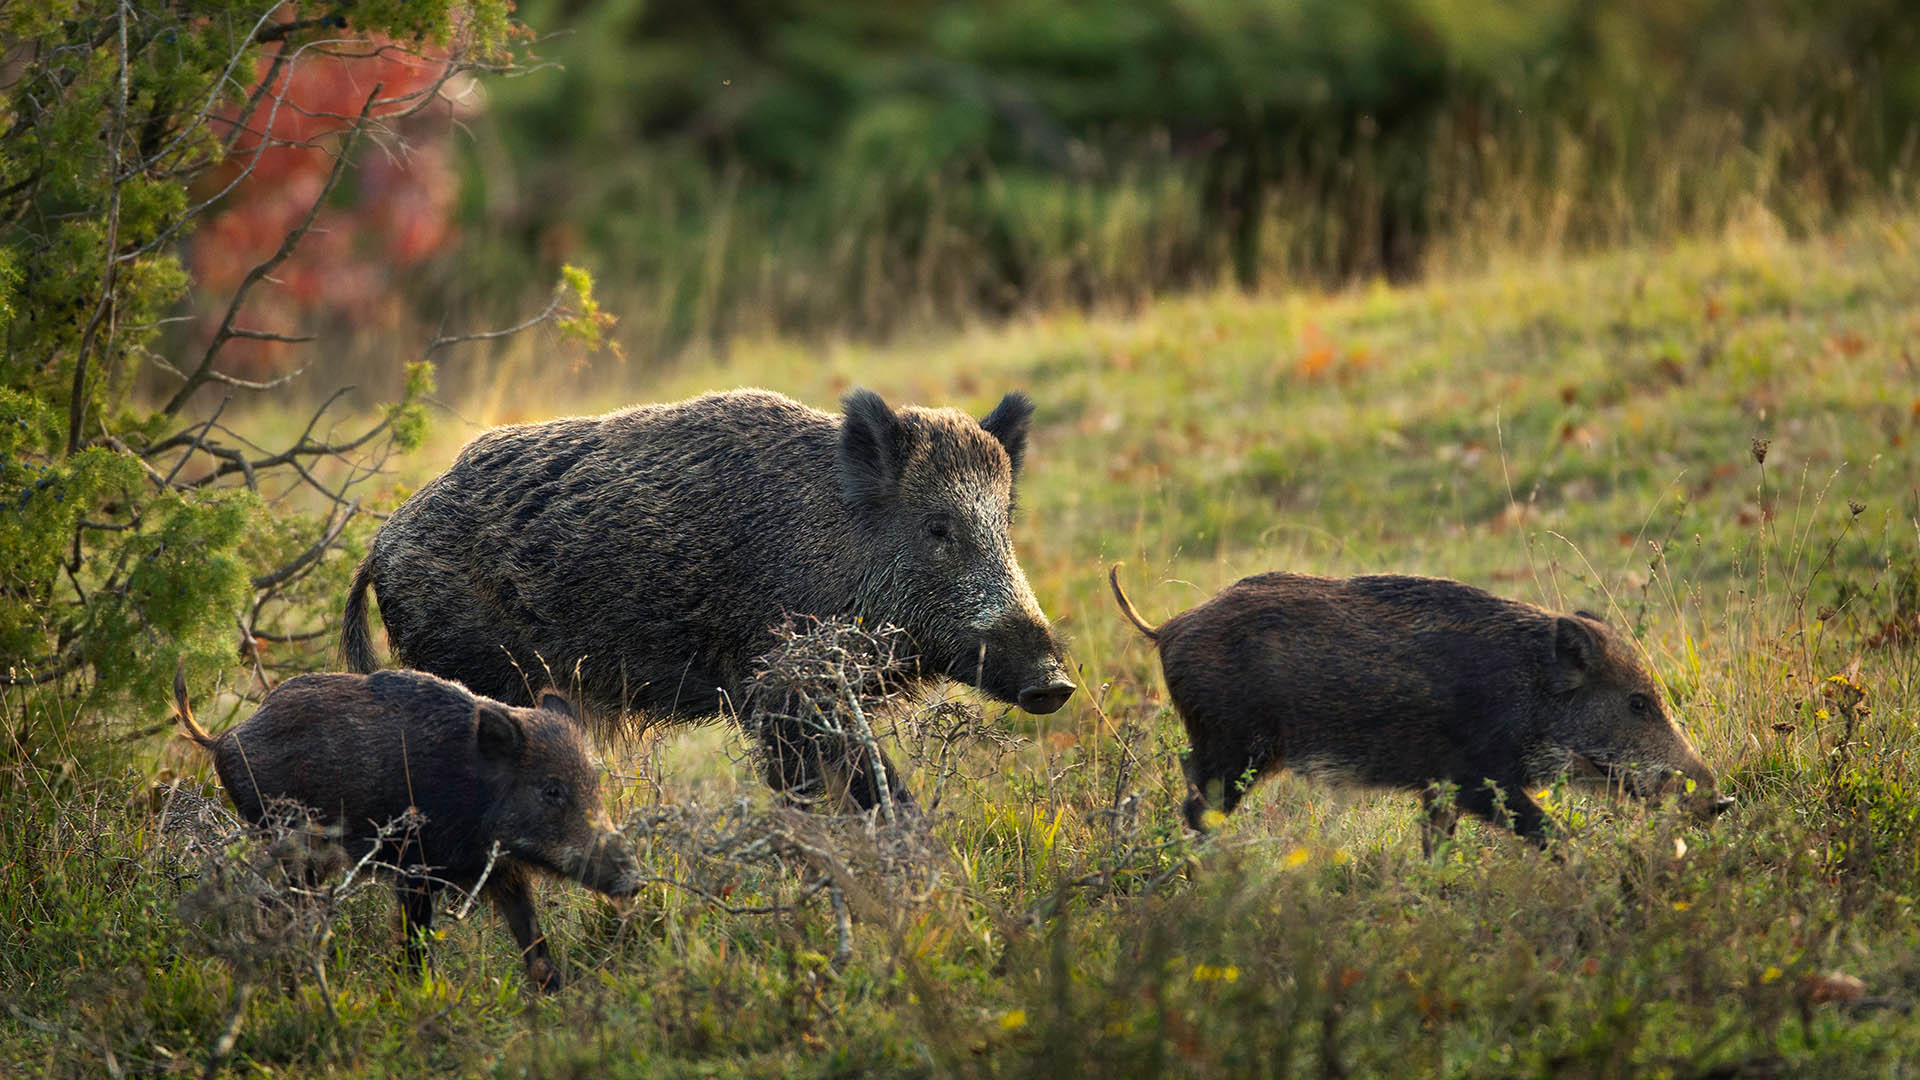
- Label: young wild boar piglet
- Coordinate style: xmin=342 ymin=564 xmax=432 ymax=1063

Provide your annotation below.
xmin=1110 ymin=566 xmax=1734 ymax=848
xmin=175 ymin=666 xmax=639 ymax=991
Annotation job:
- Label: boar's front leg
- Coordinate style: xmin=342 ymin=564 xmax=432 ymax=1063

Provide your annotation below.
xmin=488 ymin=861 xmax=562 ymax=992
xmin=396 ymin=873 xmax=439 ymax=975
xmin=754 ymin=707 xmax=914 ymax=817
xmin=1452 ymin=774 xmax=1549 ymax=847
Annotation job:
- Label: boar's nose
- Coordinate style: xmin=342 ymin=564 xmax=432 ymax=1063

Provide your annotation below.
xmin=1018 ymin=678 xmax=1076 ymax=714
xmin=1705 ymin=794 xmax=1736 ymax=816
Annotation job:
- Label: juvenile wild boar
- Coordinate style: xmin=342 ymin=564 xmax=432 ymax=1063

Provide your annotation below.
xmin=1109 ymin=566 xmax=1733 ymax=846
xmin=174 ymin=666 xmax=639 ymax=991
xmin=342 ymin=388 xmax=1075 ymax=811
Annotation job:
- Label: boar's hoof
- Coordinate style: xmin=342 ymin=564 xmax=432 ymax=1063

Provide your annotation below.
xmin=527 ymin=956 xmax=563 ymax=994
xmin=1018 ymin=679 xmax=1076 ymax=714
xmin=1182 ymin=794 xmax=1215 ymax=833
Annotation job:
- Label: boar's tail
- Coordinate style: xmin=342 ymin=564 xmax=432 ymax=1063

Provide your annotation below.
xmin=1108 ymin=564 xmax=1161 ymax=640
xmin=341 ymin=552 xmax=380 ymax=673
xmin=173 ymin=660 xmax=218 ymax=750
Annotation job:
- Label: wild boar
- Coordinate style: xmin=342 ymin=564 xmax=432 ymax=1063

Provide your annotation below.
xmin=1109 ymin=566 xmax=1733 ymax=847
xmin=174 ymin=666 xmax=639 ymax=991
xmin=342 ymin=387 xmax=1075 ymax=812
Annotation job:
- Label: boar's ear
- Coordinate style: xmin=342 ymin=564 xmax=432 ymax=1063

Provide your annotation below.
xmin=1552 ymin=616 xmax=1603 ymax=686
xmin=979 ymin=391 xmax=1035 ymax=478
xmin=536 ymin=689 xmax=577 ymax=721
xmin=1574 ymin=608 xmax=1606 ymax=624
xmin=475 ymin=705 xmax=526 ymax=762
xmin=839 ymin=388 xmax=907 ymax=505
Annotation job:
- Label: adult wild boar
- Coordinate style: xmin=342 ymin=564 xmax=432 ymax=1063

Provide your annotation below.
xmin=343 ymin=388 xmax=1075 ymax=811
xmin=175 ymin=666 xmax=639 ymax=991
xmin=1109 ymin=566 xmax=1732 ymax=847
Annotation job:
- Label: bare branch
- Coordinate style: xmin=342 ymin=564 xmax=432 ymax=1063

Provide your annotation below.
xmin=66 ymin=0 xmax=130 ymax=456
xmin=225 ymin=326 xmax=318 ymax=345
xmin=254 ymin=15 xmax=347 ymax=44
xmin=160 ymin=391 xmax=232 ymax=489
xmin=160 ymin=84 xmax=382 ymax=416
xmin=116 ymin=3 xmax=283 ymax=182
xmin=425 ymin=292 xmax=563 ymax=358
xmin=200 ymin=362 xmax=315 ymax=392
xmin=250 ymin=500 xmax=358 ymax=589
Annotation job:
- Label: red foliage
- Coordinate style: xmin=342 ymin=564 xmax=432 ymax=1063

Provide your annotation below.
xmin=190 ymin=32 xmax=471 ymax=375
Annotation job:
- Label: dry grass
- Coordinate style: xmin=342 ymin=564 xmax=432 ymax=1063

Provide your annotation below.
xmin=5 ymin=209 xmax=1919 ymax=1077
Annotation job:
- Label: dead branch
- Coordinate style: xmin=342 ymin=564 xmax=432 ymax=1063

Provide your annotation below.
xmin=250 ymin=499 xmax=358 ymax=589
xmin=161 ymin=84 xmax=382 ymax=416
xmin=65 ymin=0 xmax=129 ymax=456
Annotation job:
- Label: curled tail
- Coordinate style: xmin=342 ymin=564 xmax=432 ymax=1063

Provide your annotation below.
xmin=174 ymin=660 xmax=219 ymax=749
xmin=1108 ymin=564 xmax=1161 ymax=640
xmin=341 ymin=552 xmax=381 ymax=673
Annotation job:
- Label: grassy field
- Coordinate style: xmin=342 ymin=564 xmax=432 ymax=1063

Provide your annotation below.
xmin=5 ymin=208 xmax=1920 ymax=1077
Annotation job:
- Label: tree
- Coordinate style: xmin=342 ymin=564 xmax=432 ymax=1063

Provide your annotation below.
xmin=0 ymin=0 xmax=610 ymax=750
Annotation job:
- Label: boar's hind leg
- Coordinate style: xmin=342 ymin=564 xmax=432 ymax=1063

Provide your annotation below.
xmin=488 ymin=862 xmax=562 ymax=992
xmin=1181 ymin=746 xmax=1261 ymax=832
xmin=1453 ymin=776 xmax=1549 ymax=847
xmin=756 ymin=711 xmax=914 ymax=816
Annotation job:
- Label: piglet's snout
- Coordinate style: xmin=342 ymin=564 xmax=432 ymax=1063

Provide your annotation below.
xmin=569 ymin=828 xmax=641 ymax=897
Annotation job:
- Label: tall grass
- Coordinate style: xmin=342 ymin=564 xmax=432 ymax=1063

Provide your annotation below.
xmin=441 ymin=89 xmax=1916 ymax=368
xmin=7 ymin=212 xmax=1920 ymax=1076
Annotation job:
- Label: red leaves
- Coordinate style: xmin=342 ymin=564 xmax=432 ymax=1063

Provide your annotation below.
xmin=190 ymin=36 xmax=471 ymax=376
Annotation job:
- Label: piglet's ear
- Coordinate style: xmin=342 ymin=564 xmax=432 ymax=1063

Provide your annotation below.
xmin=1552 ymin=616 xmax=1603 ymax=686
xmin=536 ymin=689 xmax=577 ymax=721
xmin=839 ymin=388 xmax=907 ymax=505
xmin=476 ymin=706 xmax=526 ymax=762
xmin=979 ymin=391 xmax=1034 ymax=478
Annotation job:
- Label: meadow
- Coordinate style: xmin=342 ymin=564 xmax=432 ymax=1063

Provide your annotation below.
xmin=4 ymin=207 xmax=1919 ymax=1077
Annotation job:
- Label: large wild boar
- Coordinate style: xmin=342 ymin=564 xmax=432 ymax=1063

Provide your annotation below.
xmin=1109 ymin=566 xmax=1733 ymax=847
xmin=342 ymin=388 xmax=1075 ymax=811
xmin=174 ymin=666 xmax=639 ymax=991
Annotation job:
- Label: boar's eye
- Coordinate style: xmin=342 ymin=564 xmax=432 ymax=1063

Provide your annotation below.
xmin=925 ymin=516 xmax=953 ymax=543
xmin=1628 ymin=693 xmax=1652 ymax=715
xmin=540 ymin=779 xmax=569 ymax=808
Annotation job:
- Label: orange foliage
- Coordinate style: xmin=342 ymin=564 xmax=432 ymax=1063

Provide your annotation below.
xmin=190 ymin=31 xmax=472 ymax=375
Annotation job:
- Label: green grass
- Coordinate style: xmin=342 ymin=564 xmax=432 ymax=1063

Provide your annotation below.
xmin=6 ymin=211 xmax=1920 ymax=1077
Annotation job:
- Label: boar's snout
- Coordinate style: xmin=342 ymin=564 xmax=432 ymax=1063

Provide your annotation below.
xmin=577 ymin=830 xmax=641 ymax=898
xmin=970 ymin=611 xmax=1075 ymax=714
xmin=1019 ymin=677 xmax=1076 ymax=715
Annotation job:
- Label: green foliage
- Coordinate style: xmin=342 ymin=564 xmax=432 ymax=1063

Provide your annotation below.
xmin=386 ymin=361 xmax=438 ymax=454
xmin=554 ymin=263 xmax=622 ymax=360
xmin=463 ymin=0 xmax=1919 ymax=351
xmin=5 ymin=212 xmax=1917 ymax=1078
xmin=0 ymin=0 xmax=524 ymax=734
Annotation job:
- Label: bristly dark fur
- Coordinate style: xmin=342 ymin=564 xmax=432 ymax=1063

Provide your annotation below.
xmin=177 ymin=667 xmax=637 ymax=991
xmin=1114 ymin=569 xmax=1727 ymax=843
xmin=342 ymin=387 xmax=1074 ymax=812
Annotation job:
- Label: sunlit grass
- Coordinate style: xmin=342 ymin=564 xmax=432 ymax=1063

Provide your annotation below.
xmin=6 ymin=211 xmax=1920 ymax=1076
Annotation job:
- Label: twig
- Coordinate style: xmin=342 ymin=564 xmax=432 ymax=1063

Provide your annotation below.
xmin=65 ymin=0 xmax=130 ymax=456
xmin=254 ymin=15 xmax=347 ymax=44
xmin=159 ymin=392 xmax=232 ymax=489
xmin=201 ymin=982 xmax=253 ymax=1080
xmin=161 ymin=85 xmax=382 ymax=416
xmin=250 ymin=499 xmax=358 ymax=588
xmin=425 ymin=292 xmax=563 ymax=357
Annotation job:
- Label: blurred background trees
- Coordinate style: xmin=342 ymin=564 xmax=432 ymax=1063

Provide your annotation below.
xmin=458 ymin=0 xmax=1919 ymax=352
